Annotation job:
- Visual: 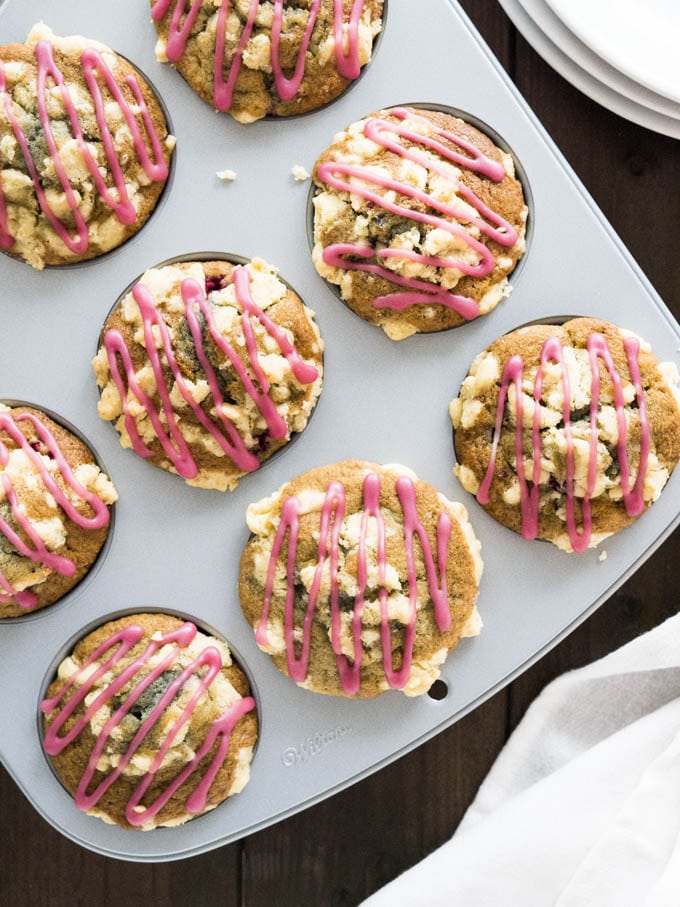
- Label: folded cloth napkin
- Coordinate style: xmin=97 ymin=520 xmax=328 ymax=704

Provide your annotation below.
xmin=361 ymin=612 xmax=680 ymax=907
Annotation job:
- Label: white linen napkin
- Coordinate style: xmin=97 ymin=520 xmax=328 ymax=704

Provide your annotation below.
xmin=361 ymin=612 xmax=680 ymax=907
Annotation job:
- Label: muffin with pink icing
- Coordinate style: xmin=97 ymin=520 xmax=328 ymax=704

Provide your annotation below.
xmin=41 ymin=612 xmax=258 ymax=830
xmin=150 ymin=0 xmax=384 ymax=122
xmin=0 ymin=25 xmax=175 ymax=269
xmin=450 ymin=317 xmax=680 ymax=551
xmin=312 ymin=105 xmax=528 ymax=340
xmin=0 ymin=403 xmax=117 ymax=619
xmin=239 ymin=460 xmax=483 ymax=698
xmin=93 ymin=256 xmax=324 ymax=491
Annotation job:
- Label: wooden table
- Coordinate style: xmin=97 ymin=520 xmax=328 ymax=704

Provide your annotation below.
xmin=2 ymin=3 xmax=678 ymax=903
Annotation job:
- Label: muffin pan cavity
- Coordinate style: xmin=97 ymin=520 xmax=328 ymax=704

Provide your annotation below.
xmin=94 ymin=250 xmax=324 ymax=490
xmin=38 ymin=608 xmax=259 ymax=831
xmin=0 ymin=400 xmax=117 ymax=622
xmin=1 ymin=0 xmax=679 ymax=861
xmin=307 ymin=101 xmax=532 ymax=338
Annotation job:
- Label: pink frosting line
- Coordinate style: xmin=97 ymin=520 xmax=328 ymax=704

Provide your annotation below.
xmin=271 ymin=0 xmax=322 ymax=101
xmin=0 ymin=411 xmax=111 ymax=609
xmin=0 ymin=40 xmax=168 ymax=254
xmin=41 ymin=621 xmax=255 ymax=823
xmin=151 ymin=0 xmax=367 ymax=110
xmin=321 ymin=243 xmax=481 ymax=320
xmin=476 ymin=332 xmax=651 ymax=551
xmin=256 ymin=472 xmax=453 ymax=694
xmin=103 ymin=265 xmax=318 ymax=479
xmin=317 ymin=107 xmax=519 ymax=316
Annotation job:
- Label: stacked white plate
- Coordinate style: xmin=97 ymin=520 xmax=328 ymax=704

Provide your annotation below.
xmin=497 ymin=0 xmax=680 ymax=138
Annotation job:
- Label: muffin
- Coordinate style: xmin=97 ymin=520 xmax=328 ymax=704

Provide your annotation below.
xmin=41 ymin=613 xmax=258 ymax=830
xmin=93 ymin=257 xmax=324 ymax=491
xmin=0 ymin=24 xmax=175 ymax=269
xmin=150 ymin=0 xmax=384 ymax=122
xmin=0 ymin=404 xmax=117 ymax=619
xmin=312 ymin=105 xmax=528 ymax=340
xmin=450 ymin=317 xmax=680 ymax=552
xmin=239 ymin=460 xmax=483 ymax=697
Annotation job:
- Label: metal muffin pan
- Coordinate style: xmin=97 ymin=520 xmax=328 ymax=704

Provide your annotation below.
xmin=1 ymin=0 xmax=679 ymax=862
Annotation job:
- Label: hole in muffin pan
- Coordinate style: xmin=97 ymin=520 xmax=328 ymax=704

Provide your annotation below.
xmin=95 ymin=250 xmax=325 ymax=486
xmin=305 ymin=100 xmax=534 ymax=335
xmin=0 ymin=399 xmax=117 ymax=624
xmin=0 ymin=52 xmax=176 ymax=272
xmin=36 ymin=605 xmax=262 ymax=822
xmin=426 ymin=679 xmax=448 ymax=701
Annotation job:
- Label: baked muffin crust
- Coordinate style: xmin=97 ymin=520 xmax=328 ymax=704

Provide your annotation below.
xmin=451 ymin=317 xmax=680 ymax=551
xmin=93 ymin=257 xmax=324 ymax=490
xmin=239 ymin=460 xmax=482 ymax=697
xmin=150 ymin=0 xmax=384 ymax=122
xmin=0 ymin=404 xmax=117 ymax=619
xmin=0 ymin=25 xmax=175 ymax=269
xmin=41 ymin=613 xmax=258 ymax=830
xmin=312 ymin=106 xmax=528 ymax=339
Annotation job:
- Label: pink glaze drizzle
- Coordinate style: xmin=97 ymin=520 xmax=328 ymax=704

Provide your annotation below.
xmin=151 ymin=0 xmax=368 ymax=109
xmin=316 ymin=107 xmax=520 ymax=318
xmin=40 ymin=621 xmax=255 ymax=826
xmin=102 ymin=265 xmax=318 ymax=480
xmin=477 ymin=332 xmax=651 ymax=551
xmin=0 ymin=39 xmax=169 ymax=254
xmin=255 ymin=472 xmax=453 ymax=694
xmin=0 ymin=411 xmax=111 ymax=610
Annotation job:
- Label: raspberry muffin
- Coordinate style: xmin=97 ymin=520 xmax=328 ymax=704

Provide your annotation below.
xmin=312 ymin=106 xmax=528 ymax=339
xmin=0 ymin=24 xmax=175 ymax=269
xmin=0 ymin=404 xmax=117 ymax=619
xmin=239 ymin=460 xmax=483 ymax=697
xmin=450 ymin=317 xmax=680 ymax=551
xmin=41 ymin=613 xmax=258 ymax=830
xmin=93 ymin=257 xmax=324 ymax=491
xmin=150 ymin=0 xmax=384 ymax=122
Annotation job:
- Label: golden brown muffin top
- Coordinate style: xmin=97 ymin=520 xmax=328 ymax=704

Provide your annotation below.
xmin=451 ymin=317 xmax=680 ymax=551
xmin=93 ymin=257 xmax=324 ymax=491
xmin=240 ymin=460 xmax=483 ymax=698
xmin=41 ymin=612 xmax=258 ymax=830
xmin=312 ymin=106 xmax=528 ymax=339
xmin=150 ymin=0 xmax=384 ymax=121
xmin=0 ymin=404 xmax=117 ymax=619
xmin=0 ymin=24 xmax=175 ymax=268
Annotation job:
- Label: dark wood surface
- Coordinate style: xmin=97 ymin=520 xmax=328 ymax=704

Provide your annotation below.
xmin=2 ymin=3 xmax=679 ymax=903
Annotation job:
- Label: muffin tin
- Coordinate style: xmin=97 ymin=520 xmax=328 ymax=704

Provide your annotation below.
xmin=1 ymin=0 xmax=679 ymax=862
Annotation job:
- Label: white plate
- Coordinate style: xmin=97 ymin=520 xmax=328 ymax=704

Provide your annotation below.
xmin=545 ymin=0 xmax=680 ymax=103
xmin=517 ymin=0 xmax=680 ymax=119
xmin=498 ymin=0 xmax=680 ymax=139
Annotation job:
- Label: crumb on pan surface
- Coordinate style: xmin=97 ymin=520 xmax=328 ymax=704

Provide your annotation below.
xmin=239 ymin=459 xmax=483 ymax=698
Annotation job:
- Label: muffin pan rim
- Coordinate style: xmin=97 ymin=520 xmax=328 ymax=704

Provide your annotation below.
xmin=0 ymin=0 xmax=679 ymax=861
